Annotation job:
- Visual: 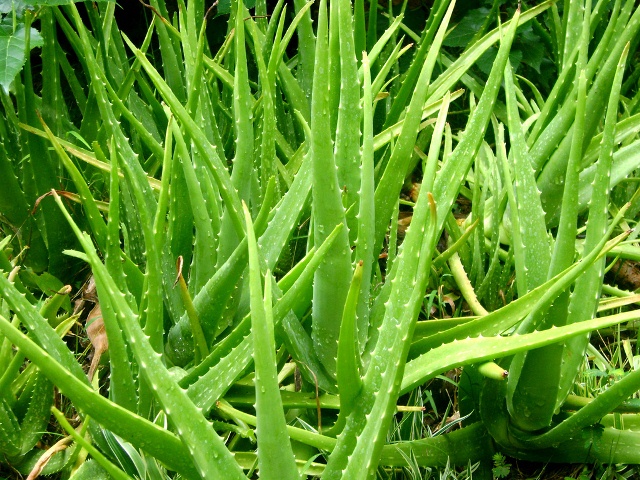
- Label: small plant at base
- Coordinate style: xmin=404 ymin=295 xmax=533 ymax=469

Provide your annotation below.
xmin=492 ymin=453 xmax=511 ymax=479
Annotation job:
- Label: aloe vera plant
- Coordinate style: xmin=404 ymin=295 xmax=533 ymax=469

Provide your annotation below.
xmin=1 ymin=0 xmax=640 ymax=478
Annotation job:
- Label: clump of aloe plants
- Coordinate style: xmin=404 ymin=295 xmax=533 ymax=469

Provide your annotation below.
xmin=1 ymin=0 xmax=640 ymax=478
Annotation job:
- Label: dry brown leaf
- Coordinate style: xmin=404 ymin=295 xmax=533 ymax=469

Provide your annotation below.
xmin=86 ymin=303 xmax=107 ymax=381
xmin=26 ymin=436 xmax=72 ymax=480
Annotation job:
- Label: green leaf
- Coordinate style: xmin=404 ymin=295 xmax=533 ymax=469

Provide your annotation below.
xmin=443 ymin=8 xmax=490 ymax=48
xmin=0 ymin=25 xmax=42 ymax=92
xmin=245 ymin=204 xmax=300 ymax=480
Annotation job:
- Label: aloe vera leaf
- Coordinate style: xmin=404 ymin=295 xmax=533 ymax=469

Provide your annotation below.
xmin=537 ymin=4 xmax=640 ymax=225
xmin=16 ymin=371 xmax=52 ymax=455
xmin=55 ymin=194 xmax=245 ymax=479
xmin=0 ymin=276 xmax=87 ymax=383
xmin=293 ymin=0 xmax=315 ymax=104
xmin=549 ymin=13 xmax=590 ymax=282
xmin=170 ymin=118 xmax=217 ymax=292
xmin=449 ymin=250 xmax=488 ymax=316
xmin=166 ymin=239 xmax=244 ymax=366
xmin=322 ymin=184 xmax=438 ymax=479
xmin=431 ymin=7 xmax=520 ymax=236
xmin=184 ymin=225 xmax=344 ymax=410
xmin=110 ymin=145 xmax=164 ymax=355
xmin=218 ymin=0 xmax=257 ymax=265
xmin=426 ymin=1 xmax=553 ymax=104
xmin=224 ymin=390 xmax=340 ymax=410
xmin=17 ymin=124 xmax=161 ymax=189
xmin=146 ymin=0 xmax=185 ymax=103
xmin=180 ymin=0 xmax=200 ymax=108
xmin=507 ymin=56 xmax=590 ymax=431
xmin=353 ymin=53 xmax=375 ymax=344
xmin=0 ymin=394 xmax=21 ymax=457
xmin=370 ymin=41 xmax=408 ymax=99
xmin=218 ymin=401 xmax=493 ymax=468
xmin=309 ymin=0 xmax=352 ymax=377
xmin=555 ymin=43 xmax=631 ymax=412
xmin=231 ymin=0 xmax=255 ymax=205
xmin=55 ymin=35 xmax=86 ymax=112
xmin=402 ymin=309 xmax=640 ymax=395
xmin=121 ymin=35 xmax=245 ymax=240
xmin=372 ymin=1 xmax=455 ymax=260
xmin=100 ymin=153 xmax=138 ymax=412
xmin=336 ymin=261 xmax=364 ymax=422
xmin=246 ymin=18 xmax=278 ymax=195
xmin=277 ymin=58 xmax=311 ymax=124
xmin=165 ymin=177 xmax=277 ymax=365
xmin=19 ymin=14 xmax=70 ymax=278
xmin=245 ymin=205 xmax=300 ymax=480
xmin=51 ymin=407 xmax=133 ymax=480
xmin=359 ymin=14 xmax=403 ymax=81
xmin=578 ymin=139 xmax=640 ymax=211
xmin=110 ymin=147 xmax=161 ymax=415
xmin=102 ymin=76 xmax=164 ymax=163
xmin=328 ymin=0 xmax=340 ymax=136
xmin=40 ymin=8 xmax=66 ymax=135
xmin=37 ymin=117 xmax=108 ymax=253
xmin=382 ymin=0 xmax=450 ymax=128
xmin=527 ymin=0 xmax=622 ymax=154
xmin=582 ymin=112 xmax=640 ymax=167
xmin=561 ymin=0 xmax=584 ymax=71
xmin=0 ymin=316 xmax=199 ymax=479
xmin=0 ymin=140 xmax=48 ymax=272
xmin=372 ymin=91 xmax=463 ymax=152
xmin=334 ymin=0 xmax=362 ymax=235
xmin=503 ymin=61 xmax=550 ymax=296
xmin=481 ymin=377 xmax=640 ymax=464
xmin=520 ymin=356 xmax=640 ymax=449
xmin=38 ymin=285 xmax=71 ymax=325
xmin=280 ymin=312 xmax=337 ymax=393
xmin=69 ymin=5 xmax=155 ymax=216
xmin=410 ymin=228 xmax=628 ymax=358
xmin=113 ymin=20 xmax=154 ymax=107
